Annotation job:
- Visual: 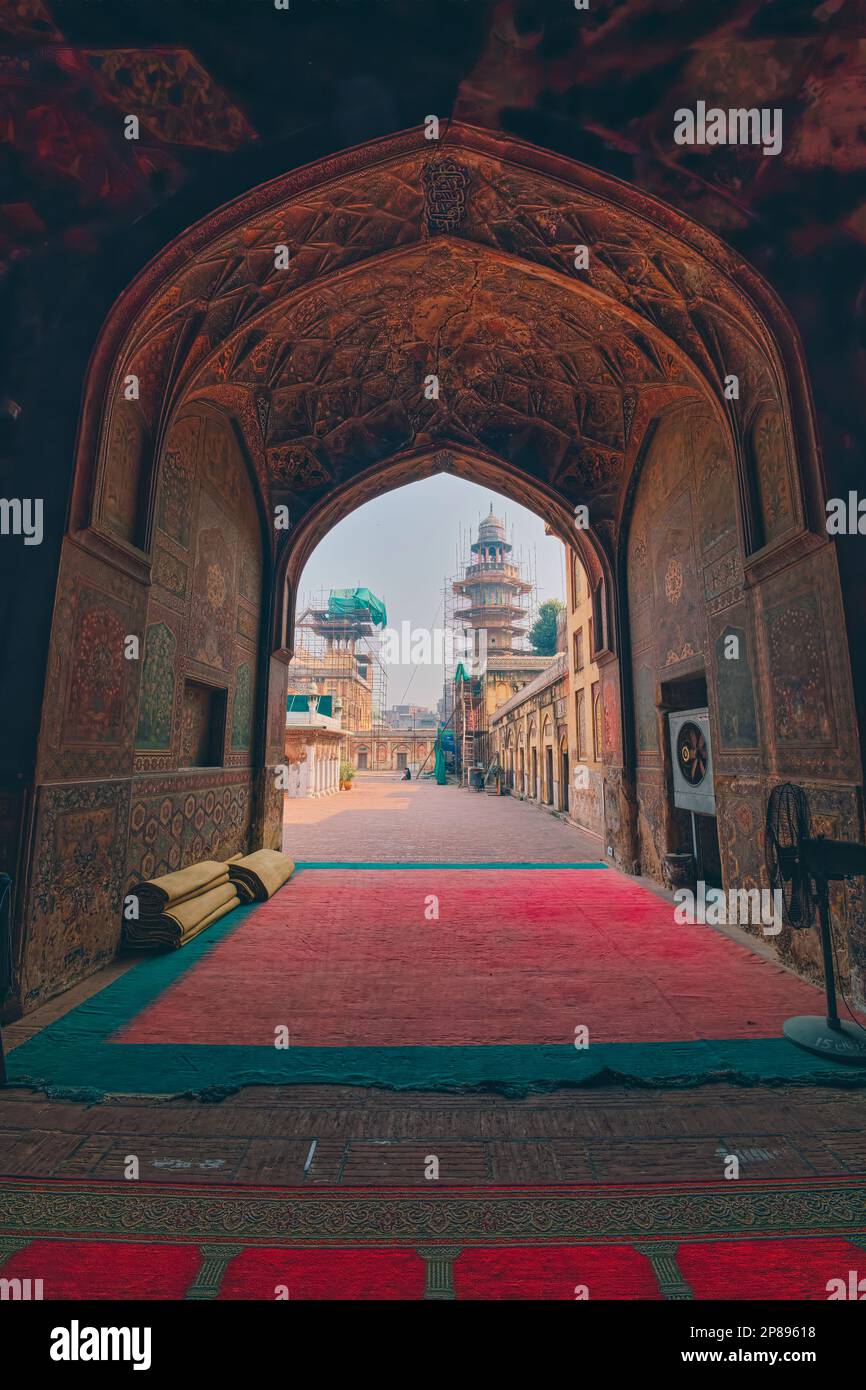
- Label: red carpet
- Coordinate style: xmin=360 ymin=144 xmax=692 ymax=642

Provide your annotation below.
xmin=218 ymin=1248 xmax=425 ymax=1300
xmin=0 ymin=1240 xmax=202 ymax=1300
xmin=452 ymin=1244 xmax=662 ymax=1299
xmin=117 ymin=869 xmax=831 ymax=1047
xmin=3 ymin=1177 xmax=865 ymax=1300
xmin=0 ymin=1238 xmax=661 ymax=1299
xmin=679 ymin=1239 xmax=866 ymax=1300
xmin=4 ymin=1235 xmax=864 ymax=1300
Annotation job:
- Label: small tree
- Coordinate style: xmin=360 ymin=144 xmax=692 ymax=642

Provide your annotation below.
xmin=530 ymin=599 xmax=565 ymax=655
xmin=340 ymin=759 xmax=355 ymax=783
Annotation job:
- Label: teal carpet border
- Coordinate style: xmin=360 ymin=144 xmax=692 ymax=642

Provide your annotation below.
xmin=8 ymin=870 xmax=866 ymax=1100
xmin=12 ymin=1033 xmax=866 ymax=1102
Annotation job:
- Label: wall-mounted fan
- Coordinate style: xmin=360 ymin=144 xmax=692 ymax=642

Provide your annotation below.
xmin=765 ymin=782 xmax=866 ymax=1064
xmin=677 ymin=721 xmax=708 ymax=785
xmin=669 ymin=708 xmax=715 ymax=816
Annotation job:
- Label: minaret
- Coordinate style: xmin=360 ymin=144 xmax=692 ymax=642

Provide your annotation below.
xmin=453 ymin=504 xmax=532 ymax=655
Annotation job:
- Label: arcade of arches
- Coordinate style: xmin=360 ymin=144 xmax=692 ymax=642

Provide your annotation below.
xmin=1 ymin=125 xmax=863 ymax=1033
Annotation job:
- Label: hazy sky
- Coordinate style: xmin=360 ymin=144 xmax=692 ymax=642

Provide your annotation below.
xmin=298 ymin=474 xmax=567 ymax=709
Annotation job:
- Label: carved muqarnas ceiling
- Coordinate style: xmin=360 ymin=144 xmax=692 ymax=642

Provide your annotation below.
xmin=102 ymin=133 xmax=788 ymax=523
xmin=189 ymin=241 xmax=701 ymax=501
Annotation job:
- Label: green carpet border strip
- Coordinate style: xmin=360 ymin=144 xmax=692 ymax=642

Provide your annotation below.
xmin=1 ymin=1177 xmax=864 ymax=1246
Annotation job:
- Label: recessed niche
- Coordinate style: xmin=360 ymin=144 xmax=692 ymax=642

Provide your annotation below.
xmin=181 ymin=680 xmax=226 ymax=767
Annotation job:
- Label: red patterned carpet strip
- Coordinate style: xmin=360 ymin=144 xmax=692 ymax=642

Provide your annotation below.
xmin=2 ymin=1178 xmax=864 ymax=1300
xmin=117 ymin=869 xmax=831 ymax=1047
xmin=6 ymin=1236 xmax=866 ymax=1301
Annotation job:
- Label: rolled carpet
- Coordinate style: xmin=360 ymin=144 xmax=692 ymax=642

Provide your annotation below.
xmin=228 ymin=849 xmax=295 ymax=903
xmin=129 ymin=860 xmax=229 ymax=916
xmin=124 ymin=882 xmax=240 ymax=951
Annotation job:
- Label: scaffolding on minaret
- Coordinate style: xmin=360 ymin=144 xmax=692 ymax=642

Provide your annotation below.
xmin=452 ymin=502 xmax=533 ymax=656
xmin=443 ymin=504 xmax=545 ymax=780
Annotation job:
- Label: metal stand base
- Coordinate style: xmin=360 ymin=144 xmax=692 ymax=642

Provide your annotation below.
xmin=783 ymin=1015 xmax=866 ymax=1065
xmin=781 ymin=881 xmax=866 ymax=1064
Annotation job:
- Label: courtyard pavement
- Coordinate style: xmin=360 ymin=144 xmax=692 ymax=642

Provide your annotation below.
xmin=282 ymin=772 xmax=603 ymax=862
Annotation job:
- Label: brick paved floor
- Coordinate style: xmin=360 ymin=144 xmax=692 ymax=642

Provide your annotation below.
xmin=0 ymin=1083 xmax=864 ymax=1186
xmin=2 ymin=780 xmax=865 ymax=1188
xmin=282 ymin=773 xmax=604 ymax=862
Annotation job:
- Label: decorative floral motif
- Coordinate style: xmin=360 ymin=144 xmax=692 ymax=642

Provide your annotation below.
xmin=64 ymin=600 xmax=127 ymax=743
xmin=206 ymin=562 xmax=227 ymax=609
xmin=3 ymin=1178 xmax=863 ymax=1247
xmin=767 ymin=595 xmax=833 ymax=744
xmin=153 ymin=547 xmax=188 ymax=598
xmin=664 ymin=557 xmax=683 ymax=605
xmin=126 ymin=772 xmax=252 ymax=886
xmin=753 ymin=407 xmax=793 ymax=544
xmin=157 ymin=418 xmax=198 ymax=547
xmin=136 ymin=622 xmax=176 ymax=750
xmin=101 ymin=408 xmax=145 ymax=543
xmin=231 ymin=663 xmax=254 ymax=751
xmin=190 ymin=508 xmax=235 ymax=672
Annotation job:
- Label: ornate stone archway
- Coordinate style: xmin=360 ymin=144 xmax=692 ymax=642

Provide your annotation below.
xmin=14 ymin=124 xmax=861 ymax=1015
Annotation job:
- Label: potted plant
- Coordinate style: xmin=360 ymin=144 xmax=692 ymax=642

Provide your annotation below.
xmin=340 ymin=760 xmax=355 ymax=791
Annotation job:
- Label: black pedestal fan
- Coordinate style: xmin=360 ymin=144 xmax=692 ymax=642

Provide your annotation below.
xmin=765 ymin=783 xmax=866 ymax=1064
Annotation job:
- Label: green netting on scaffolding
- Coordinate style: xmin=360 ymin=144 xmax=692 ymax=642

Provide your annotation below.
xmin=286 ymin=694 xmax=333 ymax=716
xmin=327 ymin=588 xmax=388 ymax=627
xmin=434 ymin=737 xmax=447 ymax=784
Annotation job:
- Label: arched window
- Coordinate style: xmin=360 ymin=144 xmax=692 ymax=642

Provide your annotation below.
xmin=592 ymin=683 xmax=603 ymax=761
xmin=576 ymin=688 xmax=587 ymax=760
